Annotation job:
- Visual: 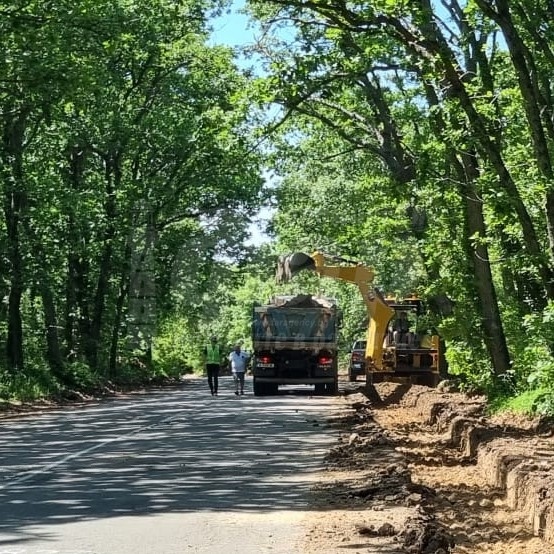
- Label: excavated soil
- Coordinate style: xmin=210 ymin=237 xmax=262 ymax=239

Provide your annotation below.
xmin=302 ymin=381 xmax=554 ymax=554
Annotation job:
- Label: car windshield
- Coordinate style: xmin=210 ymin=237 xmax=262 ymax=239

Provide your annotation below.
xmin=353 ymin=340 xmax=367 ymax=350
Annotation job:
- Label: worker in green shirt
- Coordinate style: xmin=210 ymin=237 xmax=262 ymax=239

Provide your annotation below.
xmin=204 ymin=335 xmax=221 ymax=396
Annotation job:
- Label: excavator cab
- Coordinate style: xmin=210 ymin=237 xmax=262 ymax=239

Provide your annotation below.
xmin=384 ymin=297 xmax=423 ymax=347
xmin=378 ymin=296 xmax=440 ymax=386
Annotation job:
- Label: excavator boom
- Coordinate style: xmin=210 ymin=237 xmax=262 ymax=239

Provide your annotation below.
xmin=277 ymin=251 xmax=374 ymax=284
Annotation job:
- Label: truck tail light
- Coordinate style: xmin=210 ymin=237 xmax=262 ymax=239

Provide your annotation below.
xmin=257 ymin=355 xmax=274 ymax=367
xmin=318 ymin=356 xmax=333 ymax=365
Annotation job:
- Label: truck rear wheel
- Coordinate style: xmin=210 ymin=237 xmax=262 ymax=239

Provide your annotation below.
xmin=326 ymin=379 xmax=338 ymax=395
xmin=314 ymin=383 xmax=326 ymax=395
xmin=253 ymin=379 xmax=266 ymax=396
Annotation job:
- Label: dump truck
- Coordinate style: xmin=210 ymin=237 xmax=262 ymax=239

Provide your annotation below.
xmin=251 ymin=294 xmax=339 ymax=396
xmin=276 ymin=251 xmax=441 ymax=399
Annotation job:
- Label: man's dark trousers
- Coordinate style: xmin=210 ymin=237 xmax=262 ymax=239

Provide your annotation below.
xmin=206 ymin=363 xmax=220 ymax=394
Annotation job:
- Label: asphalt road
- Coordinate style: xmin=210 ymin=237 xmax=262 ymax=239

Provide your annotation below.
xmin=0 ymin=377 xmax=343 ymax=554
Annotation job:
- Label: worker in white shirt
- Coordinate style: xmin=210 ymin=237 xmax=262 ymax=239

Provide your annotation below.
xmin=228 ymin=343 xmax=250 ymax=396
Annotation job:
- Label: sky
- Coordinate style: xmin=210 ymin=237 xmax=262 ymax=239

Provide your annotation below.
xmin=210 ymin=1 xmax=253 ymax=48
xmin=210 ymin=1 xmax=273 ymax=247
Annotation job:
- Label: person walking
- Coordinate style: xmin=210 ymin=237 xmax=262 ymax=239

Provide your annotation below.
xmin=228 ymin=343 xmax=250 ymax=396
xmin=204 ymin=335 xmax=222 ymax=396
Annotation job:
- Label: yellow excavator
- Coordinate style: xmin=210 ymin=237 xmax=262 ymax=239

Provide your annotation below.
xmin=276 ymin=251 xmax=441 ymax=397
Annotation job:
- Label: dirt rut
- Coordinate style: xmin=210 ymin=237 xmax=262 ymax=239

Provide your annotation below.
xmin=303 ymin=382 xmax=554 ymax=554
xmin=390 ymin=383 xmax=554 ymax=548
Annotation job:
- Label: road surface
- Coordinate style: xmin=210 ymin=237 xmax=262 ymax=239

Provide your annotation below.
xmin=0 ymin=377 xmax=343 ymax=554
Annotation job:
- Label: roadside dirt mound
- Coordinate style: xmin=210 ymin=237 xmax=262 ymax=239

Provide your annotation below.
xmin=304 ymin=390 xmax=455 ymax=553
xmin=303 ymin=382 xmax=554 ymax=554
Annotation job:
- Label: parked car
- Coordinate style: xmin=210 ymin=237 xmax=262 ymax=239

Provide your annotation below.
xmin=348 ymin=339 xmax=367 ymax=381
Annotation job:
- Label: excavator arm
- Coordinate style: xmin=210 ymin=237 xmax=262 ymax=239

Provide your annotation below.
xmin=276 ymin=251 xmax=394 ymax=370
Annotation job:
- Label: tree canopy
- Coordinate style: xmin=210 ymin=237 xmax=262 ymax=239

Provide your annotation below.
xmin=3 ymin=0 xmax=554 ymax=414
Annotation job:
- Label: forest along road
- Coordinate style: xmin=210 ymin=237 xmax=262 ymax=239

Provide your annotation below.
xmin=0 ymin=377 xmax=343 ymax=554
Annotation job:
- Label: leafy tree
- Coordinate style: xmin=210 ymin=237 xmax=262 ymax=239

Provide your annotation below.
xmin=245 ymin=0 xmax=554 ymax=388
xmin=0 ymin=0 xmax=265 ymax=396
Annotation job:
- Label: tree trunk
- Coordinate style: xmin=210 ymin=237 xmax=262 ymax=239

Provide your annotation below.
xmin=109 ymin=239 xmax=132 ymax=378
xmin=40 ymin=280 xmax=65 ymax=379
xmin=1 ymin=110 xmax=28 ymax=372
xmin=424 ymin=83 xmax=512 ymax=375
xmin=459 ymin=152 xmax=512 ymax=376
xmin=127 ymin=212 xmax=158 ymax=364
xmin=63 ymin=145 xmax=92 ymax=362
xmin=88 ymin=150 xmax=120 ymax=370
xmin=20 ymin=215 xmax=67 ymax=380
xmin=65 ymin=252 xmax=92 ymax=361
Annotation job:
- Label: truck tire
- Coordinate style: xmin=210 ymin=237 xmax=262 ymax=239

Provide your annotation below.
xmin=253 ymin=379 xmax=265 ymax=396
xmin=348 ymin=370 xmax=357 ymax=382
xmin=314 ymin=383 xmax=326 ymax=395
xmin=326 ymin=379 xmax=338 ymax=395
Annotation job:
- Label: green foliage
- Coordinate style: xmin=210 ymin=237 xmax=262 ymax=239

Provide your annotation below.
xmin=0 ymin=368 xmax=61 ymax=402
xmin=5 ymin=0 xmax=554 ymax=413
xmin=114 ymin=355 xmax=164 ymax=384
xmin=152 ymin=317 xmax=197 ymax=377
xmin=514 ymin=302 xmax=554 ymax=392
xmin=444 ymin=339 xmax=495 ymax=394
xmin=488 ymin=388 xmax=551 ymax=415
xmin=218 ymin=270 xmax=279 ymax=351
xmin=0 ymin=0 xmax=265 ymax=398
xmin=63 ymin=362 xmax=102 ymax=390
xmin=531 ymin=392 xmax=554 ymax=417
xmin=244 ymin=0 xmax=554 ymax=409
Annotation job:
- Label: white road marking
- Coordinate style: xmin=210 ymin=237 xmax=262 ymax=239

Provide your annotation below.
xmin=0 ymin=410 xmax=187 ymax=491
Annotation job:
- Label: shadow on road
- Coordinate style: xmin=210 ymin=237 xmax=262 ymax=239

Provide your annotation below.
xmin=0 ymin=378 xmax=343 ymax=546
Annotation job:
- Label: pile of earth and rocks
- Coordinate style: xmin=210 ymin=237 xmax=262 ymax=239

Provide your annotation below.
xmin=302 ymin=381 xmax=554 ymax=554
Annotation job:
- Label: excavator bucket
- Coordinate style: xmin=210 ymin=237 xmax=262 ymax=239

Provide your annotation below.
xmin=276 ymin=252 xmax=316 ymax=283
